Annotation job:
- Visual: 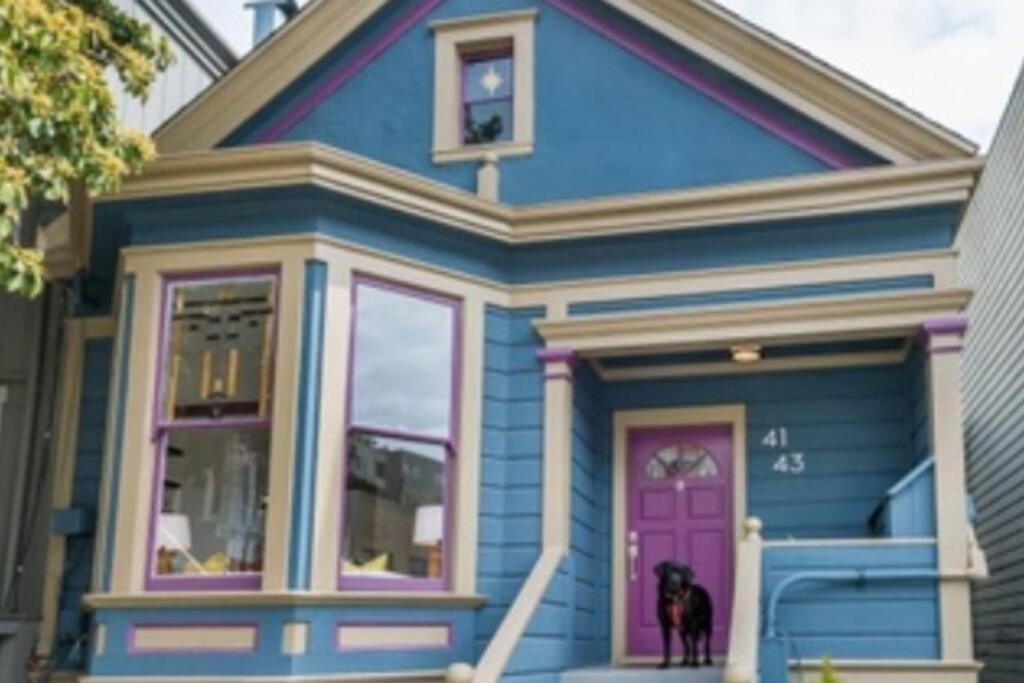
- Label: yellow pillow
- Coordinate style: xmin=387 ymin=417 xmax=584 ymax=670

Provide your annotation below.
xmin=342 ymin=553 xmax=389 ymax=573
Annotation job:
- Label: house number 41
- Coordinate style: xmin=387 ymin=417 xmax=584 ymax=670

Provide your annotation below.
xmin=762 ymin=428 xmax=806 ymax=475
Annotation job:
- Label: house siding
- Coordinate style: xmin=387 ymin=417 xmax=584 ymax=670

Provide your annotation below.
xmin=225 ymin=0 xmax=882 ymax=204
xmin=478 ymin=306 xmax=546 ymax=657
xmin=605 ymin=364 xmax=919 ymax=539
xmin=957 ymin=68 xmax=1024 ymax=683
xmin=54 ymin=339 xmax=113 ymax=670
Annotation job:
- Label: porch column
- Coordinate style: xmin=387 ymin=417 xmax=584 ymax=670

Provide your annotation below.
xmin=920 ymin=315 xmax=973 ymax=662
xmin=537 ymin=347 xmax=575 ymax=551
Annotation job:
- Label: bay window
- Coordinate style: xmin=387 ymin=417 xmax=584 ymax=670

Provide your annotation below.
xmin=147 ymin=273 xmax=278 ymax=590
xmin=340 ymin=277 xmax=461 ymax=590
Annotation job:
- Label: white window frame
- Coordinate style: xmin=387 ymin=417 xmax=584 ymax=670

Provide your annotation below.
xmin=431 ymin=9 xmax=537 ymax=164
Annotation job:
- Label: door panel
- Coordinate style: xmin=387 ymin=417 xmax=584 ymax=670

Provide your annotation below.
xmin=625 ymin=424 xmax=734 ymax=657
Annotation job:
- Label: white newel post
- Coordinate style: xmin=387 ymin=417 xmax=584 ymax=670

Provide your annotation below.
xmin=723 ymin=517 xmax=763 ymax=683
xmin=537 ymin=347 xmax=576 ymax=552
xmin=920 ymin=316 xmax=973 ymax=662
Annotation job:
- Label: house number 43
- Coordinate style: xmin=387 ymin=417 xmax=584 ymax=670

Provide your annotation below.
xmin=762 ymin=428 xmax=806 ymax=475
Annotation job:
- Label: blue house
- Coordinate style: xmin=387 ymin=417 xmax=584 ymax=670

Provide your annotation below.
xmin=49 ymin=1 xmax=990 ymax=681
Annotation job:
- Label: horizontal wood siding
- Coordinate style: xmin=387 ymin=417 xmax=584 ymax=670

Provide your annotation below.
xmin=956 ymin=69 xmax=1024 ymax=683
xmin=55 ymin=339 xmax=113 ymax=669
xmin=569 ymin=364 xmax=611 ymax=666
xmin=605 ymin=364 xmax=918 ymax=539
xmin=478 ymin=306 xmax=546 ymax=658
xmin=762 ymin=543 xmax=940 ymax=660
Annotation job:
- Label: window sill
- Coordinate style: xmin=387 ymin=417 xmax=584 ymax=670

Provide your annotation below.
xmin=83 ymin=591 xmax=487 ymax=610
xmin=432 ymin=140 xmax=533 ymax=165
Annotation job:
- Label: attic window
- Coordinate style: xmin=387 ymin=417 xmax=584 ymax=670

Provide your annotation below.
xmin=431 ymin=10 xmax=536 ymax=164
xmin=462 ymin=49 xmax=514 ymax=145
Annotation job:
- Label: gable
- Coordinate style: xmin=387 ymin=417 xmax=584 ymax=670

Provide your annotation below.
xmin=221 ymin=0 xmax=885 ymax=204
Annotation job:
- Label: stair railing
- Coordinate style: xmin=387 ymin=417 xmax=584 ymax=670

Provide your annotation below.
xmin=723 ymin=517 xmax=763 ymax=683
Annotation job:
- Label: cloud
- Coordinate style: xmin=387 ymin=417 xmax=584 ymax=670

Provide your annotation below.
xmin=716 ymin=0 xmax=1024 ymax=148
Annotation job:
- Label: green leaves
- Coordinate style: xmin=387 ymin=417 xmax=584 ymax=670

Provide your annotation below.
xmin=0 ymin=0 xmax=172 ymax=297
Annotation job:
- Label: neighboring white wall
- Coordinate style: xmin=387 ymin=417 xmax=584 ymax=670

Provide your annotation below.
xmin=107 ymin=0 xmax=235 ymax=134
xmin=956 ymin=65 xmax=1024 ymax=683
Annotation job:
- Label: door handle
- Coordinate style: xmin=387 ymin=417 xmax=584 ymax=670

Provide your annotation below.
xmin=628 ymin=531 xmax=639 ymax=582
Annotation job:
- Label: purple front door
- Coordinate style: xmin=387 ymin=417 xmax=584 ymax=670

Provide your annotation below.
xmin=626 ymin=424 xmax=734 ymax=657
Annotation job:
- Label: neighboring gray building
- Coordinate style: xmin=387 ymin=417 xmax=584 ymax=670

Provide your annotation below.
xmin=0 ymin=3 xmax=234 ymax=681
xmin=957 ymin=65 xmax=1024 ymax=683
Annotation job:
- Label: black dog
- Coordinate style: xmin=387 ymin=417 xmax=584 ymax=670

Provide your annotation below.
xmin=654 ymin=561 xmax=714 ymax=668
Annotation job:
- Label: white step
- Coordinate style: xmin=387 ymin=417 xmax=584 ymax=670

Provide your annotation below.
xmin=561 ymin=665 xmax=724 ymax=683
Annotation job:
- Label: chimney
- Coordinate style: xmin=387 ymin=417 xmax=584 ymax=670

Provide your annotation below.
xmin=245 ymin=0 xmax=299 ymax=46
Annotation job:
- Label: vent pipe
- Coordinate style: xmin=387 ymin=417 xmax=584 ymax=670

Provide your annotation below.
xmin=245 ymin=0 xmax=299 ymax=46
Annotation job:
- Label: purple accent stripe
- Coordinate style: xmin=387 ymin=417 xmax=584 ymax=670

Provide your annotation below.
xmin=921 ymin=314 xmax=969 ymax=337
xmin=257 ymin=0 xmax=445 ymax=142
xmin=542 ymin=0 xmax=860 ymax=169
xmin=537 ymin=347 xmax=576 ymax=364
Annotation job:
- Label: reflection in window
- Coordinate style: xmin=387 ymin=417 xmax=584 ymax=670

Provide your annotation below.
xmin=342 ymin=278 xmax=460 ymax=588
xmin=149 ymin=273 xmax=277 ymax=589
xmin=161 ymin=277 xmax=276 ymax=422
xmin=155 ymin=428 xmax=268 ymax=579
xmin=462 ymin=50 xmax=514 ymax=145
xmin=343 ymin=435 xmax=445 ymax=580
xmin=647 ymin=443 xmax=719 ymax=481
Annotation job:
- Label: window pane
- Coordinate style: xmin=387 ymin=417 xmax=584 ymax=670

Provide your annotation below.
xmin=153 ymin=427 xmax=269 ymax=578
xmin=161 ymin=276 xmax=276 ymax=422
xmin=464 ymin=100 xmax=513 ymax=145
xmin=342 ymin=433 xmax=446 ymax=580
xmin=351 ymin=282 xmax=456 ymax=437
xmin=464 ymin=56 xmax=513 ymax=102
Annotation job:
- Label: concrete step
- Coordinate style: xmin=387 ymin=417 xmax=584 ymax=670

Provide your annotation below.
xmin=561 ymin=665 xmax=724 ymax=683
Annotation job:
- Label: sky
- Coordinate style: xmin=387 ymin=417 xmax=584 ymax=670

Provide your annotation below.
xmin=194 ymin=0 xmax=1024 ymax=149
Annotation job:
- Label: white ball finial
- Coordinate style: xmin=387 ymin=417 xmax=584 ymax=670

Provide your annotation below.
xmin=744 ymin=517 xmax=763 ymax=539
xmin=446 ymin=662 xmax=475 ymax=683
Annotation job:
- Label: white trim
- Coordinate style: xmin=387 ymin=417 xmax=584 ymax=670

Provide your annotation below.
xmin=431 ymin=10 xmax=537 ymax=164
xmin=336 ymin=625 xmax=450 ymax=650
xmin=82 ymin=672 xmax=446 ymax=683
xmin=762 ymin=537 xmax=937 ymax=548
xmin=595 ymin=348 xmax=907 ymax=382
xmin=535 ymin=289 xmax=972 ymax=355
xmin=107 ymin=144 xmax=981 ymax=245
xmin=84 ymin=591 xmax=485 ymax=609
xmin=611 ymin=405 xmax=747 ymax=664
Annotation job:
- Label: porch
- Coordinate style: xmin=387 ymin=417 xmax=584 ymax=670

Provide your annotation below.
xmin=469 ymin=289 xmax=985 ymax=683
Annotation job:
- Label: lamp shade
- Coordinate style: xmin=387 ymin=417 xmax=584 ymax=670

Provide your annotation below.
xmin=413 ymin=505 xmax=444 ymax=546
xmin=157 ymin=513 xmax=192 ymax=550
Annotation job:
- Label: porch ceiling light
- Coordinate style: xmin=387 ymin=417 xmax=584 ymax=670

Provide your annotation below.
xmin=731 ymin=344 xmax=762 ymax=364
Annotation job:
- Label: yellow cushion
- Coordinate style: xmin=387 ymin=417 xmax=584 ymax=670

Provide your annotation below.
xmin=342 ymin=553 xmax=389 ymax=573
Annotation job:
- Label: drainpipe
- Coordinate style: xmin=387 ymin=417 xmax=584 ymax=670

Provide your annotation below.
xmin=245 ymin=0 xmax=299 ymax=46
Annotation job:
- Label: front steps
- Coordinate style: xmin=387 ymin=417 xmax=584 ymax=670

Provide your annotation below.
xmin=561 ymin=666 xmax=724 ymax=683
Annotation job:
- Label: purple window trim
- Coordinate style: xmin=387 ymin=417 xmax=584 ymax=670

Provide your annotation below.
xmin=254 ymin=0 xmax=861 ymax=169
xmin=460 ymin=47 xmax=515 ymax=145
xmin=334 ymin=621 xmax=453 ymax=652
xmin=337 ymin=274 xmax=462 ymax=593
xmin=127 ymin=622 xmax=260 ymax=655
xmin=144 ymin=268 xmax=281 ymax=593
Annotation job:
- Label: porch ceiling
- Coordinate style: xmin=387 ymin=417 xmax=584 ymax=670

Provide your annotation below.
xmin=534 ymin=288 xmax=971 ymax=358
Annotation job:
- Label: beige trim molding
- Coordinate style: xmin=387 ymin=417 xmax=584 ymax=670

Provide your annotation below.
xmin=155 ymin=0 xmax=388 ymax=153
xmin=82 ymin=673 xmax=446 ymax=683
xmin=152 ymin=0 xmax=975 ymax=162
xmin=611 ymin=405 xmax=747 ymax=664
xmin=103 ymin=143 xmax=982 ymax=245
xmin=535 ymin=289 xmax=972 ymax=355
xmin=595 ymin=348 xmax=908 ymax=382
xmin=83 ymin=591 xmax=486 ymax=610
xmin=609 ymin=0 xmax=977 ymax=162
xmin=431 ymin=10 xmax=537 ymax=164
